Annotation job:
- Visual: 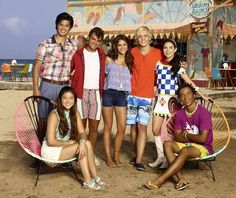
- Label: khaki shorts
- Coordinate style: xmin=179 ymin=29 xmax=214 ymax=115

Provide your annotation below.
xmin=176 ymin=142 xmax=209 ymax=158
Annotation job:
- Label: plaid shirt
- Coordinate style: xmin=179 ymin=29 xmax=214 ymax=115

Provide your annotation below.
xmin=35 ymin=35 xmax=78 ymax=81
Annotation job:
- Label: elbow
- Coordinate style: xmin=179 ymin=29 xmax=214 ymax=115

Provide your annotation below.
xmin=198 ymin=136 xmax=208 ymax=144
xmin=47 ymin=139 xmax=56 ymax=147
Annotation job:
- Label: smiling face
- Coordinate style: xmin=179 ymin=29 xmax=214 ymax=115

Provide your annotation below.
xmin=61 ymin=91 xmax=75 ymax=110
xmin=56 ymin=20 xmax=71 ymax=37
xmin=163 ymin=41 xmax=177 ymax=62
xmin=179 ymin=87 xmax=195 ymax=108
xmin=87 ymin=33 xmax=102 ymax=52
xmin=117 ymin=39 xmax=128 ymax=55
xmin=136 ymin=30 xmax=151 ymax=48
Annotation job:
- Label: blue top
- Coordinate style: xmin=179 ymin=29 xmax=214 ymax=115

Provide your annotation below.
xmin=53 ymin=109 xmax=71 ymax=141
xmin=104 ymin=60 xmax=131 ymax=92
xmin=156 ymin=61 xmax=186 ymax=95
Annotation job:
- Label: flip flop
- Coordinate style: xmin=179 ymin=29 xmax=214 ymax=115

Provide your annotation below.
xmin=139 ymin=181 xmax=160 ymax=190
xmin=175 ymin=180 xmax=191 ymax=191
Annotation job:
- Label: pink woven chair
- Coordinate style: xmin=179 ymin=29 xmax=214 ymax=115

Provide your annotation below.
xmin=14 ymin=96 xmax=78 ymax=186
xmin=161 ymin=97 xmax=231 ymax=181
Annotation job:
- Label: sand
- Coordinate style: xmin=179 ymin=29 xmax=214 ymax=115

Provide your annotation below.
xmin=0 ymin=90 xmax=236 ymax=198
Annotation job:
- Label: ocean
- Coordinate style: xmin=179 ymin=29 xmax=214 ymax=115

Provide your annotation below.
xmin=0 ymin=59 xmax=34 ymax=66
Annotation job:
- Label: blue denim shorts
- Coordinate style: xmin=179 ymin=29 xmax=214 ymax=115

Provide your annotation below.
xmin=102 ymin=89 xmax=128 ymax=107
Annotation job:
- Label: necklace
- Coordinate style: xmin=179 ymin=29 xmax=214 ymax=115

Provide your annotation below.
xmin=185 ymin=104 xmax=198 ymax=116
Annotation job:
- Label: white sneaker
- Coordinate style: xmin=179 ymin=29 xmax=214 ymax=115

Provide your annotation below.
xmin=148 ymin=157 xmax=164 ymax=168
xmin=94 ymin=156 xmax=101 ymax=166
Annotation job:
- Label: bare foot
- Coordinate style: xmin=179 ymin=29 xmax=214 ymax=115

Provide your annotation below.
xmin=105 ymin=157 xmax=116 ymax=168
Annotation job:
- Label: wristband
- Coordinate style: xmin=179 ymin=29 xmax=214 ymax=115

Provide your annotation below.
xmin=195 ymin=86 xmax=199 ymax=92
xmin=79 ymin=139 xmax=86 ymax=144
xmin=184 ymin=132 xmax=189 ymax=141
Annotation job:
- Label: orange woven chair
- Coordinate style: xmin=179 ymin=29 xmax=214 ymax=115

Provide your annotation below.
xmin=1 ymin=64 xmax=13 ymax=81
xmin=14 ymin=96 xmax=78 ymax=186
xmin=162 ymin=97 xmax=231 ymax=181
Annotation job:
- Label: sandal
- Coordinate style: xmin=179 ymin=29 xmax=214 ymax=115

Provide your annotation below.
xmin=83 ymin=179 xmax=102 ymax=190
xmin=175 ymin=180 xmax=190 ymax=191
xmin=94 ymin=176 xmax=106 ymax=186
xmin=139 ymin=181 xmax=160 ymax=190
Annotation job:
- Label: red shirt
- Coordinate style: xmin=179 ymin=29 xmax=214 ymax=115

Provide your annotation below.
xmin=131 ymin=47 xmax=163 ymax=98
xmin=70 ymin=46 xmax=106 ymax=99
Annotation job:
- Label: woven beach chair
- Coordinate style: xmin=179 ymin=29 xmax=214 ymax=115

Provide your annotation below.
xmin=14 ymin=96 xmax=78 ymax=186
xmin=161 ymin=97 xmax=231 ymax=181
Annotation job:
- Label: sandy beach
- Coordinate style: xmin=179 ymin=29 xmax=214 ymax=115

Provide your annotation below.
xmin=0 ymin=90 xmax=236 ymax=198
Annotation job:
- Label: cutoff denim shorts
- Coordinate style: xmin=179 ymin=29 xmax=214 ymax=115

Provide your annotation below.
xmin=102 ymin=89 xmax=128 ymax=107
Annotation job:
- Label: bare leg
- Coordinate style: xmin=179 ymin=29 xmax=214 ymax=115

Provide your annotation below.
xmin=113 ymin=106 xmax=127 ymax=166
xmin=82 ymin=119 xmax=87 ymax=131
xmin=85 ymin=141 xmax=98 ymax=179
xmin=59 ymin=143 xmax=91 ymax=183
xmin=135 ymin=124 xmax=147 ymax=163
xmin=152 ymin=115 xmax=164 ymax=136
xmin=164 ymin=141 xmax=182 ymax=182
xmin=88 ymin=119 xmax=100 ymax=149
xmin=102 ymin=106 xmax=116 ymax=167
xmin=130 ymin=124 xmax=138 ymax=156
xmin=150 ymin=147 xmax=201 ymax=187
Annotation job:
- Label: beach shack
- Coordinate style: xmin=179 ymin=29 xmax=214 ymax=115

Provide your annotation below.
xmin=66 ymin=0 xmax=236 ymax=87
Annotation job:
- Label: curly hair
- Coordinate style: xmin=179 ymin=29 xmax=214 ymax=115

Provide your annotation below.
xmin=163 ymin=39 xmax=181 ymax=77
xmin=107 ymin=34 xmax=134 ymax=73
xmin=56 ymin=86 xmax=79 ymax=141
xmin=177 ymin=83 xmax=197 ymax=98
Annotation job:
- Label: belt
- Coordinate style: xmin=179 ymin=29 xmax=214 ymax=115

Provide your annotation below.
xmin=42 ymin=78 xmax=69 ymax=85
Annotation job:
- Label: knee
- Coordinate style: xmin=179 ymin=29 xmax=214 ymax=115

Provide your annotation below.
xmin=89 ymin=127 xmax=98 ymax=134
xmin=163 ymin=141 xmax=172 ymax=149
xmin=179 ymin=147 xmax=190 ymax=157
xmin=117 ymin=124 xmax=126 ymax=134
xmin=152 ymin=126 xmax=161 ymax=135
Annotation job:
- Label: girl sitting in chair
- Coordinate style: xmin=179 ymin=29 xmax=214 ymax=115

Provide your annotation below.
xmin=41 ymin=86 xmax=105 ymax=190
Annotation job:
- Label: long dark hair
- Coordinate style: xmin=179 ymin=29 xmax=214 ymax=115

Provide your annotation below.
xmin=108 ymin=34 xmax=134 ymax=73
xmin=163 ymin=39 xmax=181 ymax=76
xmin=57 ymin=86 xmax=78 ymax=140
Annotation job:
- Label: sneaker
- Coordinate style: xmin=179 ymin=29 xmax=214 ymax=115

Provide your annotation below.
xmin=94 ymin=156 xmax=101 ymax=166
xmin=129 ymin=157 xmax=136 ymax=165
xmin=134 ymin=163 xmax=146 ymax=171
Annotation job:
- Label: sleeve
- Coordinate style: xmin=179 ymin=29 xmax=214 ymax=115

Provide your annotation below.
xmin=71 ymin=53 xmax=76 ymax=72
xmin=174 ymin=111 xmax=183 ymax=131
xmin=35 ymin=42 xmax=46 ymax=61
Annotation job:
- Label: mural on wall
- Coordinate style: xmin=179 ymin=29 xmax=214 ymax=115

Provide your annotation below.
xmin=187 ymin=34 xmax=210 ymax=80
xmin=67 ymin=0 xmax=192 ymax=31
xmin=212 ymin=9 xmax=224 ymax=70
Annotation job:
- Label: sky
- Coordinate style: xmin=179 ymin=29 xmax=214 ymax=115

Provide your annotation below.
xmin=0 ymin=0 xmax=67 ymax=59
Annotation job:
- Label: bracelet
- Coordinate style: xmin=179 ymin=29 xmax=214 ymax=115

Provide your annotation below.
xmin=79 ymin=139 xmax=86 ymax=144
xmin=184 ymin=132 xmax=189 ymax=141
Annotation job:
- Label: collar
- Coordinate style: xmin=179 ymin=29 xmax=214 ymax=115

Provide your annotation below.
xmin=51 ymin=34 xmax=72 ymax=45
xmin=160 ymin=59 xmax=169 ymax=65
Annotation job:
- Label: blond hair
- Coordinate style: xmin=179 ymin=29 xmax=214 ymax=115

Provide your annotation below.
xmin=134 ymin=26 xmax=153 ymax=44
